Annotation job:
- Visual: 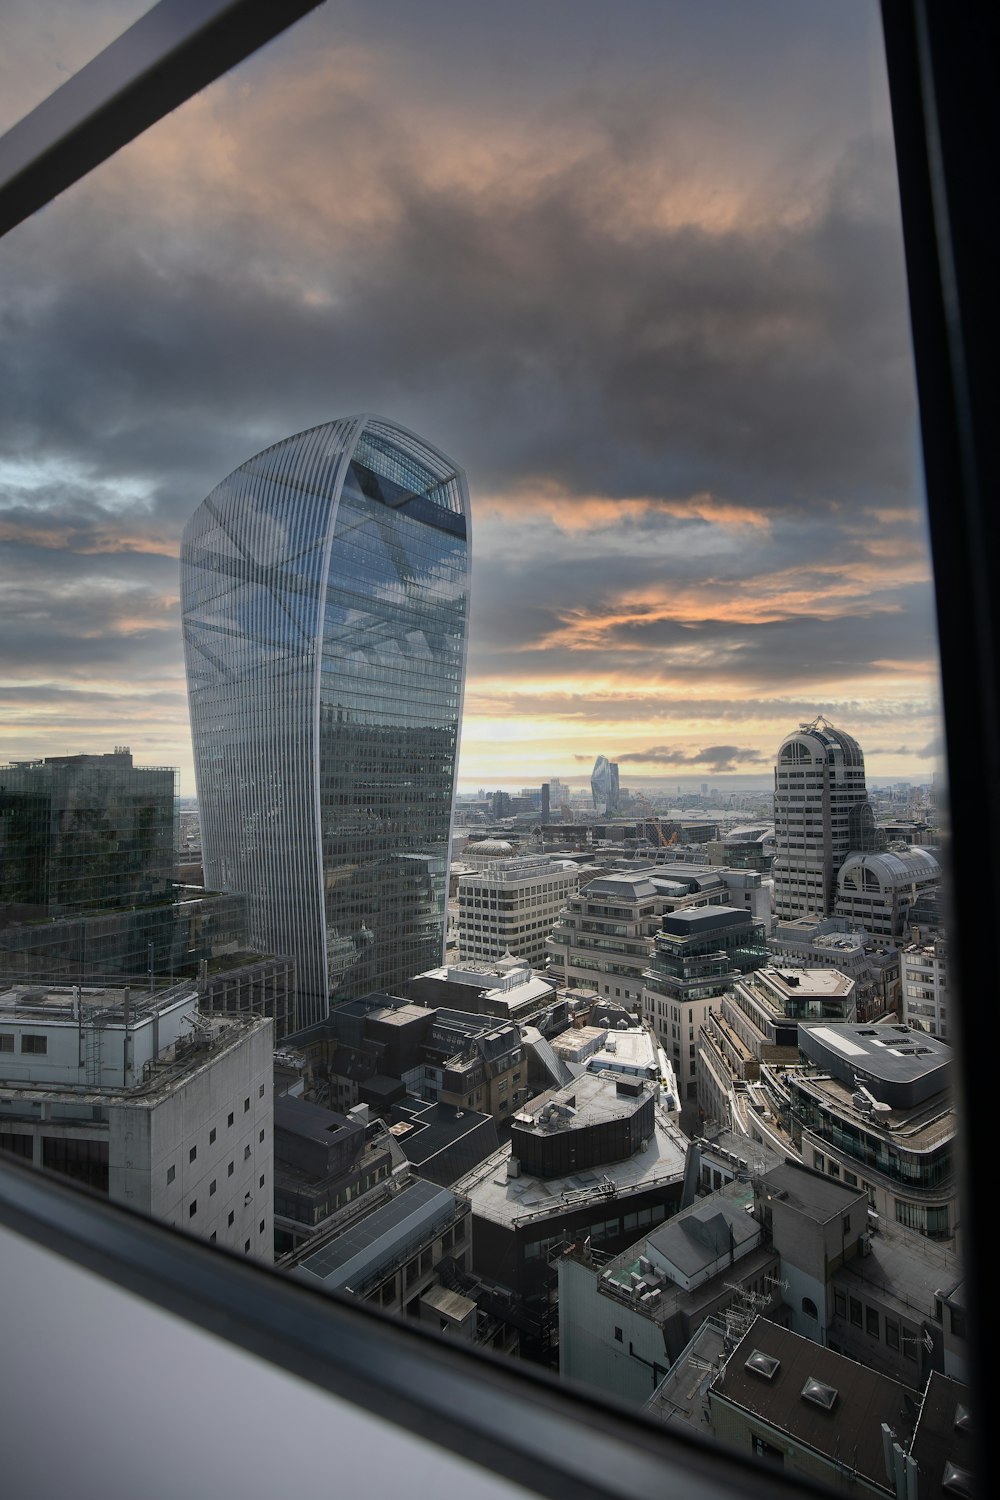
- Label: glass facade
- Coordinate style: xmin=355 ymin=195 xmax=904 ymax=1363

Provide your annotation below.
xmin=644 ymin=915 xmax=768 ymax=1006
xmin=0 ymin=891 xmax=247 ymax=986
xmin=0 ymin=751 xmax=177 ymax=918
xmin=181 ymin=417 xmax=470 ymax=1029
xmin=590 ymin=755 xmax=620 ymax=815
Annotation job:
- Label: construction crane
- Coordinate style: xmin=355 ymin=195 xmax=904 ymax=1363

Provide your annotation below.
xmin=634 ymin=792 xmax=679 ymax=850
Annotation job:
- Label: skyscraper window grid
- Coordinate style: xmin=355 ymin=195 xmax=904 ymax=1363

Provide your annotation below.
xmin=182 ymin=416 xmax=470 ymax=1029
xmin=772 ymin=718 xmax=875 ymax=923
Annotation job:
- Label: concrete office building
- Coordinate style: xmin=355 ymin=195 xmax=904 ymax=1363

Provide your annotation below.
xmin=562 ymin=1157 xmax=967 ymax=1410
xmin=0 ymin=979 xmax=273 ymax=1259
xmin=547 ymin=865 xmax=769 ymax=1006
xmin=785 ymin=1023 xmax=957 ymax=1244
xmin=546 ymin=870 xmax=673 ymax=1004
xmin=455 ymin=1070 xmax=687 ymax=1305
xmin=406 ymin=957 xmax=557 ymax=1026
xmin=642 ymin=906 xmax=768 ymax=1101
xmin=768 ymin=916 xmax=900 ymax=1023
xmin=772 ymin=718 xmax=877 ymax=922
xmin=182 ymin=417 xmax=471 ymax=1029
xmin=901 ymin=938 xmax=949 ymax=1039
xmin=697 ymin=967 xmax=857 ymax=1136
xmin=559 ymin=1175 xmax=783 ymax=1402
xmin=834 ymin=848 xmax=942 ymax=940
xmin=457 ymin=855 xmax=579 ymax=968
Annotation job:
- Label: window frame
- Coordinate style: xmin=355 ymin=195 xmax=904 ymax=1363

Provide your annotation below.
xmin=0 ymin=2 xmax=991 ymax=1494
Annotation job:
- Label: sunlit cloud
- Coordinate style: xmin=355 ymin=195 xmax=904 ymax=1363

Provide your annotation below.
xmin=1 ymin=2 xmax=941 ymax=793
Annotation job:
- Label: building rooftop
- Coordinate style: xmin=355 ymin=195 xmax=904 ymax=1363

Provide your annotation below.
xmin=0 ymin=1009 xmax=268 ymax=1107
xmin=833 ymin=1214 xmax=964 ymax=1326
xmin=760 ymin=968 xmax=856 ymax=1000
xmin=584 ymin=1028 xmax=660 ymax=1077
xmin=453 ymin=1100 xmax=686 ymax=1232
xmin=292 ymin=1176 xmax=460 ymax=1293
xmin=907 ymin=1372 xmax=974 ymax=1500
xmin=634 ymin=1190 xmax=760 ymax=1283
xmin=790 ymin=1068 xmax=956 ymax=1150
xmin=388 ymin=1099 xmax=500 ymax=1186
xmin=646 ymin=1316 xmax=730 ymax=1430
xmin=712 ymin=1316 xmax=916 ymax=1491
xmin=414 ymin=963 xmax=554 ymax=1012
xmin=694 ymin=1130 xmax=785 ymax=1179
xmin=760 ymin=1161 xmax=866 ymax=1224
xmin=0 ymin=980 xmax=193 ymax=1024
xmin=798 ymin=1022 xmax=952 ymax=1100
xmin=512 ymin=1069 xmax=650 ymax=1135
xmin=838 ymin=847 xmax=942 ymax=887
xmin=587 ymin=1178 xmax=780 ymax=1331
xmin=274 ymin=1095 xmax=360 ymax=1149
xmin=659 ymin=906 xmax=756 ymax=937
xmin=347 ymin=1000 xmax=430 ymax=1030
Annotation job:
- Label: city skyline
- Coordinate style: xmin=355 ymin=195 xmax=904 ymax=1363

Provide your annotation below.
xmin=1 ymin=2 xmax=943 ymax=796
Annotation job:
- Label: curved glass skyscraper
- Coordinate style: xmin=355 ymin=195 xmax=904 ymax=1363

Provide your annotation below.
xmin=181 ymin=417 xmax=471 ymax=1029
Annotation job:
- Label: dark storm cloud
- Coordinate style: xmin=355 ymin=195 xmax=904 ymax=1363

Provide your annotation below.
xmin=615 ymin=744 xmax=769 ymax=771
xmin=1 ymin=6 xmax=916 ymax=524
xmin=868 ymin=738 xmax=943 ymax=759
xmin=0 ymin=0 xmax=937 ymax=780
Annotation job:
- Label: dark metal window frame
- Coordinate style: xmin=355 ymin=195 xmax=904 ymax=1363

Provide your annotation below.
xmin=0 ymin=2 xmax=991 ymax=1494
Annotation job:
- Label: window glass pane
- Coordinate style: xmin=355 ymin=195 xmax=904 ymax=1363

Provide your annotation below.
xmin=0 ymin=0 xmax=968 ymax=1470
xmin=0 ymin=1 xmax=155 ymax=134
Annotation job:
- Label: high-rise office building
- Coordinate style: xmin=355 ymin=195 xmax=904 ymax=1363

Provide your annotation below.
xmin=772 ymin=717 xmax=876 ymax=922
xmin=590 ymin=754 xmax=620 ymax=814
xmin=181 ymin=417 xmax=471 ymax=1029
xmin=0 ymin=749 xmax=176 ymax=919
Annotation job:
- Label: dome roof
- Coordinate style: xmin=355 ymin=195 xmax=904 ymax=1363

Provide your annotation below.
xmin=838 ymin=847 xmax=941 ymax=892
xmin=778 ymin=717 xmax=864 ymax=768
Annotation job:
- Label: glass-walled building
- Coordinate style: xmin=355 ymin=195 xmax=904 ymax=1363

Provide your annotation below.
xmin=181 ymin=417 xmax=471 ymax=1029
xmin=642 ymin=905 xmax=768 ymax=1101
xmin=0 ymin=750 xmax=177 ymax=919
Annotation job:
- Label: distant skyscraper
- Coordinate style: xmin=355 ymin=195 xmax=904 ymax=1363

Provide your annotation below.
xmin=181 ymin=417 xmax=471 ymax=1029
xmin=772 ymin=717 xmax=876 ymax=922
xmin=591 ymin=754 xmax=620 ymax=815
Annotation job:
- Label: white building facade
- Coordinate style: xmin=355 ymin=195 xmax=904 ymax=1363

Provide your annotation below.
xmin=901 ymin=938 xmax=949 ymax=1039
xmin=457 ymin=856 xmax=578 ymax=968
xmin=0 ymin=981 xmax=273 ymax=1260
xmin=772 ymin=718 xmax=874 ymax=922
xmin=834 ymin=848 xmax=942 ymax=940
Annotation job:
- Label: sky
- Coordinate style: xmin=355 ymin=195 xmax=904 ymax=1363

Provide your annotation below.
xmin=0 ymin=1 xmax=944 ymax=796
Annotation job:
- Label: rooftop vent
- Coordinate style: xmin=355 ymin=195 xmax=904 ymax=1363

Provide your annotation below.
xmin=801 ymin=1377 xmax=838 ymax=1411
xmin=745 ymin=1350 xmax=781 ymax=1381
xmin=941 ymin=1463 xmax=973 ymax=1498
